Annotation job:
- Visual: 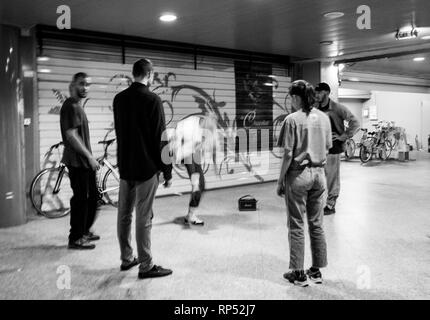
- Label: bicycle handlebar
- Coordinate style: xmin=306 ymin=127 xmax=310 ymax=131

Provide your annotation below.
xmin=44 ymin=142 xmax=63 ymax=157
xmin=51 ymin=142 xmax=63 ymax=149
xmin=97 ymin=138 xmax=117 ymax=160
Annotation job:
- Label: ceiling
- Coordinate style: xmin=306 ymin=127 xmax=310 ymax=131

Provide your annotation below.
xmin=1 ymin=0 xmax=430 ymax=61
xmin=345 ymin=52 xmax=430 ymax=80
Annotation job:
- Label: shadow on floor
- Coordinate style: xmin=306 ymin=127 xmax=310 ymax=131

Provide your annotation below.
xmin=0 ymin=268 xmax=21 ymax=276
xmin=290 ymin=279 xmax=408 ymax=300
xmin=0 ymin=244 xmax=70 ymax=271
xmin=53 ymin=265 xmax=153 ymax=299
xmin=11 ymin=244 xmax=68 ymax=251
xmin=343 ymin=157 xmax=413 ymax=168
xmin=153 ymin=213 xmax=273 ymax=234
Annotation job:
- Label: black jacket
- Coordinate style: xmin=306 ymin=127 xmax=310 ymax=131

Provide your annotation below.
xmin=113 ymin=82 xmax=172 ymax=181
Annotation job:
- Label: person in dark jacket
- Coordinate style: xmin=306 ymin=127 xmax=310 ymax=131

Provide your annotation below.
xmin=315 ymin=83 xmax=360 ymax=215
xmin=113 ymin=58 xmax=173 ymax=279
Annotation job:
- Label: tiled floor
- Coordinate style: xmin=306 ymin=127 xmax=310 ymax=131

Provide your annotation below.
xmin=0 ymin=153 xmax=429 ymax=300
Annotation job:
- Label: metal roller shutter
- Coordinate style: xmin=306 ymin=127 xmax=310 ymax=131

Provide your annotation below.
xmin=37 ymin=39 xmax=291 ymax=197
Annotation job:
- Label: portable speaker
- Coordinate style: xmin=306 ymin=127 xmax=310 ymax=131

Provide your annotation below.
xmin=238 ymin=195 xmax=257 ymax=211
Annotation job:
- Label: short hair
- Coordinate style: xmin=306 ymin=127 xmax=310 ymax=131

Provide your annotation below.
xmin=315 ymin=82 xmax=331 ymax=93
xmin=72 ymin=72 xmax=88 ymax=83
xmin=132 ymin=58 xmax=153 ymax=78
xmin=289 ymin=80 xmax=316 ymax=112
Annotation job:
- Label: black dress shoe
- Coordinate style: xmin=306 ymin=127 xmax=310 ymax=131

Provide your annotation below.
xmin=68 ymin=238 xmax=96 ymax=250
xmin=324 ymin=206 xmax=336 ymax=216
xmin=138 ymin=265 xmax=172 ymax=279
xmin=120 ymin=257 xmax=139 ymax=271
xmin=84 ymin=232 xmax=100 ymax=241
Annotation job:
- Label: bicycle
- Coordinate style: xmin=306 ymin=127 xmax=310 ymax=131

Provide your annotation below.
xmin=30 ymin=139 xmax=120 ymax=218
xmin=359 ymin=126 xmax=392 ymax=163
xmin=344 ymin=128 xmax=368 ymax=160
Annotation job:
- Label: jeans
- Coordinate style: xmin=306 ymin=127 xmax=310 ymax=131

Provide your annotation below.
xmin=325 ymin=153 xmax=340 ymax=209
xmin=117 ymin=174 xmax=158 ymax=272
xmin=184 ymin=161 xmax=205 ymax=208
xmin=67 ymin=167 xmax=98 ymax=243
xmin=285 ymin=167 xmax=328 ymax=270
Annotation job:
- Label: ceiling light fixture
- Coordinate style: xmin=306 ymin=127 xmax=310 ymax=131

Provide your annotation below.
xmin=421 ymin=35 xmax=430 ymax=40
xmin=413 ymin=57 xmax=425 ymax=62
xmin=38 ymin=68 xmax=52 ymax=73
xmin=395 ymin=28 xmax=418 ymax=40
xmin=323 ymin=12 xmax=344 ymax=19
xmin=159 ymin=14 xmax=177 ymax=22
xmin=37 ymin=56 xmax=50 ymax=62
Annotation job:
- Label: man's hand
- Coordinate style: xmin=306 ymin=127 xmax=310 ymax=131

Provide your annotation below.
xmin=88 ymin=157 xmax=100 ymax=171
xmin=163 ymin=178 xmax=172 ymax=188
xmin=276 ymin=181 xmax=285 ymax=197
xmin=159 ymin=172 xmax=172 ymax=188
xmin=332 ymin=133 xmax=347 ymax=142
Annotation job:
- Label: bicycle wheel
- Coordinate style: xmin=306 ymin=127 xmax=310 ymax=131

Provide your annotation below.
xmin=102 ymin=166 xmax=119 ymax=207
xmin=359 ymin=145 xmax=372 ymax=163
xmin=389 ymin=136 xmax=398 ymax=152
xmin=378 ymin=140 xmax=392 ymax=160
xmin=344 ymin=139 xmax=356 ymax=159
xmin=30 ymin=167 xmax=71 ymax=218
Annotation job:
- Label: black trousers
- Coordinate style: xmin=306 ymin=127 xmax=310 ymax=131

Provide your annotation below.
xmin=184 ymin=161 xmax=205 ymax=208
xmin=67 ymin=166 xmax=98 ymax=242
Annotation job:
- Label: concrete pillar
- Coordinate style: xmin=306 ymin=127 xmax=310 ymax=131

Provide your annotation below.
xmin=320 ymin=61 xmax=340 ymax=102
xmin=0 ymin=24 xmax=27 ymax=227
xmin=20 ymin=27 xmax=40 ymax=217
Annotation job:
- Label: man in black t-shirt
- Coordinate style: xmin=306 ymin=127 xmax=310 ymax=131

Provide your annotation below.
xmin=60 ymin=72 xmax=100 ymax=250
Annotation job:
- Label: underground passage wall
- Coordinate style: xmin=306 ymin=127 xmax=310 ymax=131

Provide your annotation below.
xmin=35 ymin=35 xmax=292 ymax=199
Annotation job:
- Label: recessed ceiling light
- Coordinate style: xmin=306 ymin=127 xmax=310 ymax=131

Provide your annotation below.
xmin=323 ymin=12 xmax=344 ymax=19
xmin=159 ymin=14 xmax=177 ymax=22
xmin=320 ymin=40 xmax=334 ymax=46
xmin=37 ymin=56 xmax=50 ymax=62
xmin=38 ymin=68 xmax=52 ymax=73
xmin=413 ymin=57 xmax=425 ymax=62
xmin=421 ymin=35 xmax=430 ymax=40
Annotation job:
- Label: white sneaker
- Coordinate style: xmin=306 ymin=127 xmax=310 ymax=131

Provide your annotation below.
xmin=184 ymin=215 xmax=204 ymax=226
